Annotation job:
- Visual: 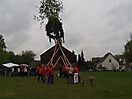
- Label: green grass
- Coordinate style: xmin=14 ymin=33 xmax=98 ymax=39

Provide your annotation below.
xmin=0 ymin=71 xmax=132 ymax=99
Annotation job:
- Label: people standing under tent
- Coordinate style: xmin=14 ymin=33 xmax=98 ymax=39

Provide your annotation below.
xmin=12 ymin=68 xmax=14 ymax=72
xmin=21 ymin=66 xmax=24 ymax=77
xmin=30 ymin=66 xmax=35 ymax=76
xmin=49 ymin=65 xmax=54 ymax=84
xmin=24 ymin=66 xmax=28 ymax=76
xmin=27 ymin=66 xmax=31 ymax=76
xmin=67 ymin=65 xmax=73 ymax=84
xmin=36 ymin=64 xmax=44 ymax=82
xmin=43 ymin=65 xmax=48 ymax=84
xmin=73 ymin=65 xmax=79 ymax=84
xmin=4 ymin=68 xmax=8 ymax=77
xmin=17 ymin=67 xmax=21 ymax=77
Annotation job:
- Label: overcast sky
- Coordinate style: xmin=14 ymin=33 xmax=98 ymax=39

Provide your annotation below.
xmin=0 ymin=0 xmax=132 ymax=60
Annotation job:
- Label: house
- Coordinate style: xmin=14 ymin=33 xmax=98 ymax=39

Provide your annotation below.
xmin=92 ymin=57 xmax=103 ymax=63
xmin=40 ymin=45 xmax=77 ymax=69
xmin=94 ymin=52 xmax=119 ymax=70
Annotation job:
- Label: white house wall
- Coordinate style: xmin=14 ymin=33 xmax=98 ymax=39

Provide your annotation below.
xmin=97 ymin=54 xmax=119 ymax=70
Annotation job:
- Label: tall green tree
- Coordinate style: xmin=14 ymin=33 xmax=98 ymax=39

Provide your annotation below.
xmin=14 ymin=54 xmax=22 ymax=64
xmin=21 ymin=50 xmax=36 ymax=65
xmin=124 ymin=34 xmax=132 ymax=63
xmin=0 ymin=35 xmax=8 ymax=67
xmin=0 ymin=49 xmax=9 ymax=67
xmin=8 ymin=51 xmax=16 ymax=63
xmin=0 ymin=35 xmax=7 ymax=51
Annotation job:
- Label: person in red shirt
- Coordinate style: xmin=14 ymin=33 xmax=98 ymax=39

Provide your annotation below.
xmin=36 ymin=65 xmax=41 ymax=76
xmin=73 ymin=65 xmax=79 ymax=84
xmin=47 ymin=65 xmax=50 ymax=83
xmin=43 ymin=65 xmax=48 ymax=83
xmin=36 ymin=64 xmax=44 ymax=82
xmin=49 ymin=65 xmax=54 ymax=84
xmin=62 ymin=65 xmax=67 ymax=78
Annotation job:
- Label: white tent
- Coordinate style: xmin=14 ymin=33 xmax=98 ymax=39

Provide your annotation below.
xmin=3 ymin=63 xmax=19 ymax=68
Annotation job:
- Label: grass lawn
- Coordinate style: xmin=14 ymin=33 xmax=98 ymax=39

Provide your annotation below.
xmin=0 ymin=71 xmax=132 ymax=99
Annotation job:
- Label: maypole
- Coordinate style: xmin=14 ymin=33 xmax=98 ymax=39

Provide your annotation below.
xmin=34 ymin=0 xmax=72 ymax=67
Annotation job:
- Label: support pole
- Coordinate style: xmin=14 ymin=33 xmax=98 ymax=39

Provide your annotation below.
xmin=47 ymin=40 xmax=72 ymax=67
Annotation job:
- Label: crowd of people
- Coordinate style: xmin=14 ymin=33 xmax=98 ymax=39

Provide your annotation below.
xmin=60 ymin=64 xmax=80 ymax=84
xmin=36 ymin=64 xmax=54 ymax=84
xmin=0 ymin=66 xmax=36 ymax=77
xmin=36 ymin=63 xmax=80 ymax=84
xmin=0 ymin=63 xmax=80 ymax=84
xmin=17 ymin=66 xmax=36 ymax=77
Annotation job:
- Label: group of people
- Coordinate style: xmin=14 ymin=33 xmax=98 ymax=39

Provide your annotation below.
xmin=17 ymin=66 xmax=31 ymax=77
xmin=1 ymin=65 xmax=35 ymax=77
xmin=36 ymin=63 xmax=80 ymax=84
xmin=60 ymin=65 xmax=79 ymax=84
xmin=36 ymin=64 xmax=54 ymax=84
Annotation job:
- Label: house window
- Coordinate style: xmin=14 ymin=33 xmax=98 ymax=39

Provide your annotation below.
xmin=109 ymin=60 xmax=112 ymax=63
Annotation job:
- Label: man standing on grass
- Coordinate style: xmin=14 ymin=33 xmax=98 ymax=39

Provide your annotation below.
xmin=36 ymin=65 xmax=40 ymax=76
xmin=43 ymin=65 xmax=48 ymax=84
xmin=36 ymin=64 xmax=44 ymax=82
xmin=67 ymin=65 xmax=73 ymax=84
xmin=49 ymin=65 xmax=54 ymax=84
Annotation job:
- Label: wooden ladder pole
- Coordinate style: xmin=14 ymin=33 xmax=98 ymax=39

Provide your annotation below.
xmin=60 ymin=56 xmax=66 ymax=66
xmin=48 ymin=48 xmax=59 ymax=65
xmin=47 ymin=39 xmax=72 ymax=67
xmin=58 ymin=42 xmax=72 ymax=66
xmin=47 ymin=45 xmax=59 ymax=66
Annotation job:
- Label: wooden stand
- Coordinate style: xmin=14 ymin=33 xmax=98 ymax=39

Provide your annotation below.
xmin=47 ymin=40 xmax=72 ymax=67
xmin=89 ymin=77 xmax=95 ymax=86
xmin=82 ymin=76 xmax=95 ymax=86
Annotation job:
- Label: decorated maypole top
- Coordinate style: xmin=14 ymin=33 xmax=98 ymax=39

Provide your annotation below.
xmin=34 ymin=0 xmax=64 ymax=43
xmin=35 ymin=0 xmax=73 ymax=67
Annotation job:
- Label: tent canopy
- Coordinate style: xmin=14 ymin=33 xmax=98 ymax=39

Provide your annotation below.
xmin=3 ymin=63 xmax=19 ymax=68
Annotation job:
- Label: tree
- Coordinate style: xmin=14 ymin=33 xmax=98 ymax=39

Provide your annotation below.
xmin=15 ymin=54 xmax=23 ymax=64
xmin=81 ymin=51 xmax=85 ymax=61
xmin=124 ymin=33 xmax=132 ymax=64
xmin=87 ymin=61 xmax=95 ymax=70
xmin=21 ymin=50 xmax=36 ymax=65
xmin=7 ymin=50 xmax=36 ymax=65
xmin=77 ymin=51 xmax=87 ymax=70
xmin=0 ymin=35 xmax=7 ymax=51
xmin=34 ymin=0 xmax=64 ymax=43
xmin=114 ymin=54 xmax=124 ymax=65
xmin=0 ymin=49 xmax=9 ymax=67
xmin=0 ymin=35 xmax=8 ymax=67
xmin=8 ymin=51 xmax=16 ymax=63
